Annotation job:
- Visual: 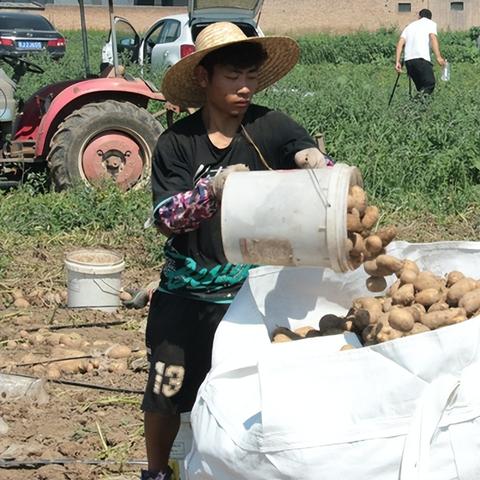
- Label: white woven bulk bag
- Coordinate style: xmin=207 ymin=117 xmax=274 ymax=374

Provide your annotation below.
xmin=186 ymin=242 xmax=480 ymax=480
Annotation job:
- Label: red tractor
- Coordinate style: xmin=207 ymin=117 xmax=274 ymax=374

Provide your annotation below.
xmin=0 ymin=0 xmax=175 ymax=191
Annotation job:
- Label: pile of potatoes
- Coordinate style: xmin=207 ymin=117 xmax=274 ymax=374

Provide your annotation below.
xmin=350 ymin=256 xmax=480 ymax=345
xmin=346 ymin=185 xmax=397 ymax=270
xmin=332 ymin=256 xmax=480 ymax=346
xmin=271 ymin=255 xmax=480 ymax=347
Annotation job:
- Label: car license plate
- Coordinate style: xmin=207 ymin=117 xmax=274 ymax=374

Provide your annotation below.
xmin=17 ymin=41 xmax=42 ymax=50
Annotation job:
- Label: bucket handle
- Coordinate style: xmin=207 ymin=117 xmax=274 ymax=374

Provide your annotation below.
xmin=305 ymin=168 xmax=330 ymax=208
xmin=93 ymin=278 xmax=122 ymax=295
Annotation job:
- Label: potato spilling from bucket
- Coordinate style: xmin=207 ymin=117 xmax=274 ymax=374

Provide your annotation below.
xmin=346 ymin=185 xmax=397 ymax=274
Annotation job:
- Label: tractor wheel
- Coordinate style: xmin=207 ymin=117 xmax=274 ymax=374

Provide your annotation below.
xmin=47 ymin=100 xmax=163 ymax=191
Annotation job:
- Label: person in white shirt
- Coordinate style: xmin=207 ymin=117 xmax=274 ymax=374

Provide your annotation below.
xmin=395 ymin=9 xmax=446 ymax=94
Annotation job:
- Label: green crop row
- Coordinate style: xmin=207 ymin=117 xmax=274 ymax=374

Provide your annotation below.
xmin=1 ymin=32 xmax=479 ymax=245
xmin=297 ymin=28 xmax=480 ymax=64
xmin=255 ymin=62 xmax=480 ymax=214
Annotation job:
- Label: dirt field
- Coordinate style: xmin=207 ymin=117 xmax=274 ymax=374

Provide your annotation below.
xmin=1 ymin=212 xmax=478 ymax=479
xmin=0 ymin=245 xmax=156 ymax=480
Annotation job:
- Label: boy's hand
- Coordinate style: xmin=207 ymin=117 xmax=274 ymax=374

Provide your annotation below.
xmin=294 ymin=148 xmax=329 ymax=169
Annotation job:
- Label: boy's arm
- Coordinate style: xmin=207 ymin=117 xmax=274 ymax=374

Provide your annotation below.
xmin=154 ymin=165 xmax=250 ymax=235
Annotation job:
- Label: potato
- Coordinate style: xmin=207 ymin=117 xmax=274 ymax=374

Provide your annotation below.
xmin=59 ymin=333 xmax=84 ymax=349
xmin=366 ymin=276 xmax=387 ymax=293
xmin=272 ymin=333 xmax=292 ymax=343
xmin=392 ymin=283 xmax=415 ymax=306
xmin=353 ymin=309 xmax=372 ymax=330
xmin=105 ymin=344 xmax=132 ymax=359
xmin=340 ymin=344 xmax=356 ymax=351
xmin=447 ymin=278 xmax=478 ymax=306
xmin=404 ymin=322 xmax=430 ymax=336
xmin=376 ymin=226 xmax=397 ymax=247
xmin=352 ymin=297 xmax=383 ymax=325
xmin=271 ymin=327 xmax=302 ymax=342
xmin=361 ymin=324 xmax=377 ymax=344
xmin=347 ymin=208 xmax=364 ymax=233
xmin=348 ymin=252 xmax=364 ymax=270
xmin=347 ymin=194 xmax=355 ymax=212
xmin=446 ymin=271 xmax=464 ymax=288
xmin=350 ymin=232 xmax=366 ymax=256
xmin=375 ymin=254 xmax=403 ymax=274
xmin=108 ymin=361 xmax=127 ymax=373
xmin=399 ymin=260 xmax=420 ymax=275
xmin=407 ymin=303 xmax=426 ymax=322
xmin=458 ymin=288 xmax=480 ymax=316
xmin=399 ymin=268 xmax=418 ymax=285
xmin=294 ymin=326 xmax=316 ymax=337
xmin=388 ymin=308 xmax=415 ymax=332
xmin=119 ymin=290 xmax=133 ymax=302
xmin=342 ymin=316 xmax=356 ymax=332
xmin=320 ymin=327 xmax=344 ymax=336
xmin=414 ymin=288 xmax=442 ymax=308
xmin=363 ymin=259 xmax=391 ymax=277
xmin=318 ymin=314 xmax=345 ymax=333
xmin=361 ymin=206 xmax=379 ymax=230
xmin=57 ymin=359 xmax=86 ymax=374
xmin=349 ymin=185 xmax=367 ymax=215
xmin=427 ymin=301 xmax=449 ymax=313
xmin=421 ymin=308 xmax=467 ymax=329
xmin=46 ymin=365 xmax=61 ymax=379
xmin=345 ymin=237 xmax=354 ymax=253
xmin=386 ymin=279 xmax=401 ymax=297
xmin=413 ymin=272 xmax=442 ymax=292
xmin=14 ymin=298 xmax=30 ymax=309
xmin=364 ymin=235 xmax=383 ymax=256
xmin=382 ymin=296 xmax=393 ymax=313
xmin=375 ymin=319 xmax=403 ymax=343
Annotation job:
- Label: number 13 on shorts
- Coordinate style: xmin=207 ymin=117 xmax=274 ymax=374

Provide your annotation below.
xmin=153 ymin=361 xmax=186 ymax=397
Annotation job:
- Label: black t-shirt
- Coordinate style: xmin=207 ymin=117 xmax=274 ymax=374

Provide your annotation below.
xmin=152 ymin=104 xmax=317 ymax=302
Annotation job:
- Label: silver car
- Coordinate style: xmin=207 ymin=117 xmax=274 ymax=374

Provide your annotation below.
xmin=101 ymin=0 xmax=264 ymax=72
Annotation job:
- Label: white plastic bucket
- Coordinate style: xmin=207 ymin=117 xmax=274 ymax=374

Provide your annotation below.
xmin=221 ymin=163 xmax=363 ymax=272
xmin=64 ymin=249 xmax=125 ymax=312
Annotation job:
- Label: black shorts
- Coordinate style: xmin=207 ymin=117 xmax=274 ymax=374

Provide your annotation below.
xmin=405 ymin=58 xmax=436 ymax=94
xmin=141 ymin=290 xmax=229 ymax=415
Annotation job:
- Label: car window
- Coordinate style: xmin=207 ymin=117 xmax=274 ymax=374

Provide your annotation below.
xmin=0 ymin=14 xmax=54 ymax=31
xmin=114 ymin=19 xmax=139 ymax=61
xmin=157 ymin=19 xmax=181 ymax=44
xmin=146 ymin=21 xmax=165 ymax=45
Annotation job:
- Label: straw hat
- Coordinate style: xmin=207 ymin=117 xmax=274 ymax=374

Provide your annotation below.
xmin=161 ymin=22 xmax=300 ymax=108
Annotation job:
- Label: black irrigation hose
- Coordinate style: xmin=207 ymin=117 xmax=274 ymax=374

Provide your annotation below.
xmin=5 ymin=371 xmax=144 ymax=395
xmin=25 ymin=319 xmax=128 ymax=332
xmin=0 ymin=458 xmax=148 ymax=469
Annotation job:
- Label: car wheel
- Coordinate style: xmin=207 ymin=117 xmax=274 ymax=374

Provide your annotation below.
xmin=47 ymin=100 xmax=163 ymax=191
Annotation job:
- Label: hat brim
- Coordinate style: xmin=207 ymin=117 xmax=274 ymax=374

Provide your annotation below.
xmin=161 ymin=36 xmax=300 ymax=108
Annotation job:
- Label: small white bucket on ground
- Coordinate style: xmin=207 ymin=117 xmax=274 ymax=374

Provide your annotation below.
xmin=64 ymin=248 xmax=125 ymax=312
xmin=221 ymin=163 xmax=363 ymax=272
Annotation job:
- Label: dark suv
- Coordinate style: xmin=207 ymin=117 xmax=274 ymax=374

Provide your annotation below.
xmin=0 ymin=12 xmax=65 ymax=59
